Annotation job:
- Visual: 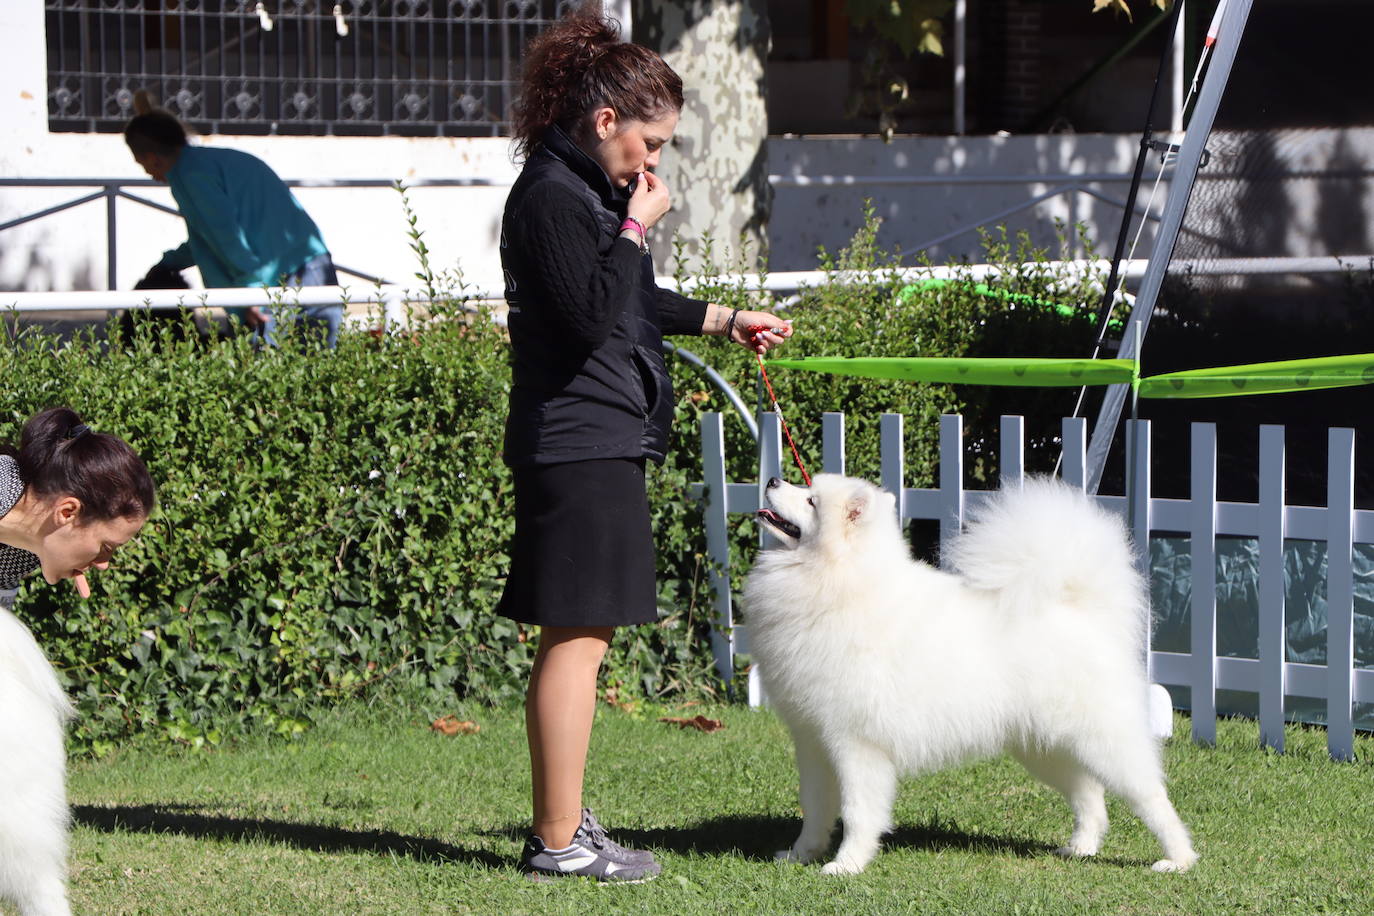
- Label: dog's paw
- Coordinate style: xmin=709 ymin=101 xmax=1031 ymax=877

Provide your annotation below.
xmin=1054 ymin=843 xmax=1098 ymax=859
xmin=820 ymin=859 xmax=865 ymax=876
xmin=1150 ymin=854 xmax=1197 ymax=874
xmin=774 ymin=847 xmax=819 ymax=864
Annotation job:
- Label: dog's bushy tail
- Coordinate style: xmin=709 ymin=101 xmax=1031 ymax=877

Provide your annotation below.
xmin=947 ymin=477 xmax=1147 ymax=636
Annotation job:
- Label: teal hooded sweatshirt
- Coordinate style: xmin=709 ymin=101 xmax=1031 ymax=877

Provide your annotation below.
xmin=156 ymin=145 xmax=329 ymax=289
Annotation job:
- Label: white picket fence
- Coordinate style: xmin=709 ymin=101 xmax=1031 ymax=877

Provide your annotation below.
xmin=695 ymin=411 xmax=1374 ymax=761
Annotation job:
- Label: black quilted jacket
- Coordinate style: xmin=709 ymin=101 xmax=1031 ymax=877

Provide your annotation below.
xmin=499 ymin=125 xmax=708 ymax=467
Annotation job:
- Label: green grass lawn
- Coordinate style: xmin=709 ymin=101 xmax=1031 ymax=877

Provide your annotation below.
xmin=55 ymin=699 xmax=1374 ymax=915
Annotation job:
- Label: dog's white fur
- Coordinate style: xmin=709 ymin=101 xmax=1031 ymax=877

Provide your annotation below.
xmin=745 ymin=474 xmax=1197 ymax=876
xmin=0 ymin=604 xmax=74 ymax=915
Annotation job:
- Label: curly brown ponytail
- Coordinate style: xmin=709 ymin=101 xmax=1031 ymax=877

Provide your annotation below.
xmin=511 ymin=1 xmax=684 ymax=160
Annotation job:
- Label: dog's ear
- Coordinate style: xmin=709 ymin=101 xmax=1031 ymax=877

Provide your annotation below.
xmin=844 ymin=486 xmax=875 ymax=525
xmin=844 ymin=485 xmax=896 ymax=527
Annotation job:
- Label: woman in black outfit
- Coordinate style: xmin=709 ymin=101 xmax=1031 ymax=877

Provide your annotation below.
xmin=499 ymin=2 xmax=791 ymax=883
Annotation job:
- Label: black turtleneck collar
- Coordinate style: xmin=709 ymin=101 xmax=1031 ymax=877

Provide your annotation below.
xmin=538 ymin=124 xmax=630 ymax=213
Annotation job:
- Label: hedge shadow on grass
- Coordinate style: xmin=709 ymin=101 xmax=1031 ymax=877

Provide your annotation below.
xmin=72 ymin=803 xmax=503 ymax=868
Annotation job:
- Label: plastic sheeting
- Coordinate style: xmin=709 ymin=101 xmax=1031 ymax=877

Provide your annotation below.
xmin=1150 ymin=537 xmax=1374 ymax=729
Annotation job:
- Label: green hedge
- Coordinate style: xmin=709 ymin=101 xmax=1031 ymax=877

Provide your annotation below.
xmin=3 ymin=208 xmax=1103 ymax=752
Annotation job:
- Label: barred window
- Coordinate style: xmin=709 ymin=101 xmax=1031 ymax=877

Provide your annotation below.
xmin=45 ymin=0 xmax=579 ymax=136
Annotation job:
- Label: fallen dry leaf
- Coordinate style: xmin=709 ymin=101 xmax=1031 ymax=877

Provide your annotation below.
xmin=431 ymin=715 xmax=480 ymax=736
xmin=602 ymin=683 xmax=639 ymax=713
xmin=658 ymin=715 xmax=724 ymax=733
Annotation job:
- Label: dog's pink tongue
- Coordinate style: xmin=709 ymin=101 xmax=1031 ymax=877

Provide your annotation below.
xmin=72 ymin=573 xmax=90 ymax=599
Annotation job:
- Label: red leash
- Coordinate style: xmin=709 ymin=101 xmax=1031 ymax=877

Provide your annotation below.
xmin=749 ymin=324 xmax=811 ymax=486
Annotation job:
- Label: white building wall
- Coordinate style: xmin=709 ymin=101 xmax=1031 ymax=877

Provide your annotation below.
xmin=768 ymin=133 xmax=1154 ymax=269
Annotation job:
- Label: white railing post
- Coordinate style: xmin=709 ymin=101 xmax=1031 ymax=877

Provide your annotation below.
xmin=1128 ymin=418 xmax=1152 ymax=574
xmin=1061 ymin=416 xmax=1088 ymax=490
xmin=939 ymin=414 xmax=964 ymax=566
xmin=701 ymin=412 xmax=734 ymax=687
xmin=758 ymin=410 xmax=784 ymax=493
xmin=1258 ymin=424 xmax=1287 ymax=751
xmin=1326 ymin=428 xmax=1356 ymax=761
xmin=1190 ymin=423 xmax=1219 ymax=745
xmin=822 ymin=412 xmax=846 ymax=475
xmin=1000 ymin=415 xmax=1025 ymax=488
xmin=748 ymin=411 xmax=785 ymax=707
xmin=880 ymin=413 xmax=905 ymax=520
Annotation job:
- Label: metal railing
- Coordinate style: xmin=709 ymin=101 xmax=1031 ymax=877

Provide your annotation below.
xmin=0 ymin=176 xmax=505 ymax=291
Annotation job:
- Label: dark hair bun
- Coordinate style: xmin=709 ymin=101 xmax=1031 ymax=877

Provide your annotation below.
xmin=15 ymin=407 xmax=156 ymax=522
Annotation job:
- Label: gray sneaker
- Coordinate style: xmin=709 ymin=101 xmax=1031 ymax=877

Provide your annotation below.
xmin=520 ymin=829 xmax=662 ymax=883
xmin=577 ymin=809 xmax=657 ymax=865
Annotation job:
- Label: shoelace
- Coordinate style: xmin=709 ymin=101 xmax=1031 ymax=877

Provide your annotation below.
xmin=581 ymin=814 xmax=613 ymax=850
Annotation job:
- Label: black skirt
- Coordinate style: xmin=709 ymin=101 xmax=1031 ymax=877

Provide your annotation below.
xmin=497 ymin=458 xmax=659 ymax=628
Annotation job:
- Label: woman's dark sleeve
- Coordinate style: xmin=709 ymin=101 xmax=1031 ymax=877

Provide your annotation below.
xmin=512 ymin=183 xmax=643 ymax=349
xmin=654 ymin=287 xmax=710 ymax=336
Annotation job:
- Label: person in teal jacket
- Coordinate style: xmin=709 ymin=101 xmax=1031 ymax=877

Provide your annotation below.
xmin=124 ymin=107 xmax=343 ymax=347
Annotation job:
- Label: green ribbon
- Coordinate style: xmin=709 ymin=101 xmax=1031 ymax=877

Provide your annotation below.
xmin=767 ymin=353 xmax=1374 ymax=400
xmin=767 ymin=357 xmax=1136 ymax=387
xmin=1136 ymin=353 xmax=1374 ymax=399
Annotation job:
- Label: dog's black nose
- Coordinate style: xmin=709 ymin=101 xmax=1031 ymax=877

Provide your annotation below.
xmin=767 ymin=477 xmax=782 ymax=489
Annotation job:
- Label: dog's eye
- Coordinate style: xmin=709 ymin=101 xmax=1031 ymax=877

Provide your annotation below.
xmin=806 ymin=496 xmax=816 ymax=508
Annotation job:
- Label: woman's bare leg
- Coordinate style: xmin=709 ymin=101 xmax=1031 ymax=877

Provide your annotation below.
xmin=526 ymin=625 xmax=613 ymax=849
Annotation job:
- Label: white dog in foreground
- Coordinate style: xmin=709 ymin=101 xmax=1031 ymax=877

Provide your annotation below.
xmin=0 ymin=602 xmax=74 ymax=915
xmin=745 ymin=474 xmax=1197 ymax=876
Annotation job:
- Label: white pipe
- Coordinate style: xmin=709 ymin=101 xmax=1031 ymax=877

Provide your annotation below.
xmin=0 ymin=284 xmax=443 ymax=323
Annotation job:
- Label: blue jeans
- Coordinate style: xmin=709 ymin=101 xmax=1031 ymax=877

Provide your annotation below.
xmin=259 ymin=253 xmax=343 ymax=348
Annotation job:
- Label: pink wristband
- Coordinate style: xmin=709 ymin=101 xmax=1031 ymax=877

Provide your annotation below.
xmin=619 ymin=217 xmax=648 ymax=254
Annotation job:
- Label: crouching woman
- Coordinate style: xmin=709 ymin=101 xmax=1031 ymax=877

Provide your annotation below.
xmin=0 ymin=406 xmax=154 ymax=916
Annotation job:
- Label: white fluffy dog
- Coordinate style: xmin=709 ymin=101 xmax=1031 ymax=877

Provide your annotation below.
xmin=0 ymin=603 xmax=74 ymax=915
xmin=745 ymin=474 xmax=1197 ymax=876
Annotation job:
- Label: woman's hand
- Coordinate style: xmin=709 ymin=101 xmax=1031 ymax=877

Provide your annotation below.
xmin=627 ymin=170 xmax=671 ymax=230
xmin=716 ymin=306 xmax=794 ymax=355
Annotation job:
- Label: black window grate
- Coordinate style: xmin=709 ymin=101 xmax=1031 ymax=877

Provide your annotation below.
xmin=45 ymin=0 xmax=579 ymax=137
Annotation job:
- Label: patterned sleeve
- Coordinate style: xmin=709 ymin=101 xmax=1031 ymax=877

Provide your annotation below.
xmin=0 ymin=543 xmax=39 ymax=590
